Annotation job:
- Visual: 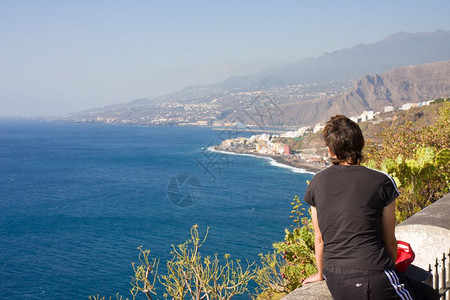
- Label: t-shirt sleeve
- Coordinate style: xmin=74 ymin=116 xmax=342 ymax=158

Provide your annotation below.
xmin=383 ymin=175 xmax=400 ymax=206
xmin=304 ymin=178 xmax=316 ymax=207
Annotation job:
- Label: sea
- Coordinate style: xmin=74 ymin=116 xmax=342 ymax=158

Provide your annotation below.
xmin=0 ymin=120 xmax=313 ymax=299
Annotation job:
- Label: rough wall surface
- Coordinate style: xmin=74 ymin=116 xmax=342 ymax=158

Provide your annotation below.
xmin=282 ymin=281 xmax=332 ymax=300
xmin=396 ymin=193 xmax=450 ymax=270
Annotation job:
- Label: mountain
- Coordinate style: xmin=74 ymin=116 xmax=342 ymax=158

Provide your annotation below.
xmin=67 ymin=30 xmax=450 ymax=127
xmin=276 ymin=60 xmax=450 ymax=125
xmin=215 ymin=30 xmax=450 ymax=89
xmin=326 ymin=60 xmax=450 ymax=116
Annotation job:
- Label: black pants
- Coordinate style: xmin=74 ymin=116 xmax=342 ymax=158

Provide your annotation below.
xmin=323 ymin=267 xmax=419 ymax=300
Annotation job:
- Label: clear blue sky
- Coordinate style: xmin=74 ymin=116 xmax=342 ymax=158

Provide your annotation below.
xmin=1 ymin=0 xmax=449 ymax=116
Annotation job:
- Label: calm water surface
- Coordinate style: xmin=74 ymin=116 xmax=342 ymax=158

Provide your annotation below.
xmin=0 ymin=120 xmax=312 ymax=299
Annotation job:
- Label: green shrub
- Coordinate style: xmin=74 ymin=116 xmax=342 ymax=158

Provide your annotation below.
xmin=91 ymin=225 xmax=255 ymax=300
xmin=364 ymin=101 xmax=450 ymax=222
xmin=254 ymin=196 xmax=316 ymax=300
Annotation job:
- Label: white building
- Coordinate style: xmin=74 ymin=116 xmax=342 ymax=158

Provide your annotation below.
xmin=313 ymin=123 xmax=324 ymax=133
xmin=418 ymin=100 xmax=433 ymax=106
xmin=360 ymin=111 xmax=374 ymax=121
xmin=349 ymin=111 xmax=374 ymax=123
xmin=249 ymin=133 xmax=270 ymax=144
xmin=270 ymin=142 xmax=285 ymax=155
xmin=384 ymin=106 xmax=394 ymax=113
xmin=400 ymin=103 xmax=413 ymax=110
xmin=280 ymin=126 xmax=310 ymax=138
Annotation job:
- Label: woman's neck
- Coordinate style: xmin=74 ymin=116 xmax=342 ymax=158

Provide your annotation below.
xmin=339 ymin=161 xmax=360 ymax=166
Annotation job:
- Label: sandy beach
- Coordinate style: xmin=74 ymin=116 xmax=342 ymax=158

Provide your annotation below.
xmin=212 ymin=146 xmax=327 ymax=174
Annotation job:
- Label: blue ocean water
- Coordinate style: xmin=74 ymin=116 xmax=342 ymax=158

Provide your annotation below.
xmin=0 ymin=120 xmax=312 ymax=299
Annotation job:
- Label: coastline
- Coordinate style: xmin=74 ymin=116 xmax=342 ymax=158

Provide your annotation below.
xmin=209 ymin=146 xmax=326 ymax=174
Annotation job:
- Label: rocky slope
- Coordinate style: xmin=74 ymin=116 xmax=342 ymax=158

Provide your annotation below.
xmin=277 ymin=60 xmax=450 ymax=125
xmin=300 ymin=100 xmax=449 ymax=150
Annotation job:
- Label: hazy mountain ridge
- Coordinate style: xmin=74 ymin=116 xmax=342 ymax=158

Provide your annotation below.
xmin=216 ymin=30 xmax=450 ymax=89
xmin=67 ymin=30 xmax=450 ymax=127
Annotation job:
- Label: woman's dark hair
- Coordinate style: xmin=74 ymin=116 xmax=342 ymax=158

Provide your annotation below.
xmin=323 ymin=115 xmax=364 ymax=165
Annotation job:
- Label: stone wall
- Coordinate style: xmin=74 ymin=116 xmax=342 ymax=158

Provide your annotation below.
xmin=395 ymin=193 xmax=450 ymax=270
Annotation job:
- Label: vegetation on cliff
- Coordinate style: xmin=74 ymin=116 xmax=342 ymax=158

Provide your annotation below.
xmin=364 ymin=100 xmax=450 ymax=221
xmin=90 ymin=225 xmax=255 ymax=300
xmin=255 ymin=196 xmax=316 ymax=300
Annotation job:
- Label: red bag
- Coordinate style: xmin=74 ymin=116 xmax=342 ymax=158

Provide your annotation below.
xmin=395 ymin=241 xmax=415 ymax=272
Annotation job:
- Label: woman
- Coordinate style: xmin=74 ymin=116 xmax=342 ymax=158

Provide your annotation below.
xmin=302 ymin=115 xmax=415 ymax=299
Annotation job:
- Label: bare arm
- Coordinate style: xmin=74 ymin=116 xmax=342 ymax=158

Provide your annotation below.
xmin=303 ymin=206 xmax=324 ymax=284
xmin=382 ymin=200 xmax=397 ymax=263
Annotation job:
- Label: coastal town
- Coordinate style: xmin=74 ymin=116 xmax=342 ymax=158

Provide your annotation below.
xmin=67 ymin=80 xmax=351 ymax=127
xmin=213 ymin=99 xmax=439 ymax=172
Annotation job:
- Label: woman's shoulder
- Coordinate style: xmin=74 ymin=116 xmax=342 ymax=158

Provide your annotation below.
xmin=309 ymin=165 xmax=333 ymax=180
xmin=312 ymin=165 xmax=395 ymax=183
xmin=360 ymin=165 xmax=396 ymax=181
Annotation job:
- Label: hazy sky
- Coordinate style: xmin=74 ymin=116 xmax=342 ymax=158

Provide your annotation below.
xmin=1 ymin=0 xmax=449 ymax=117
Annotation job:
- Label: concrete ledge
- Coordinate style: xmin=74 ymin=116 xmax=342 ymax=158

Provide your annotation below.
xmin=282 ymin=265 xmax=433 ymax=300
xmin=396 ymin=193 xmax=450 ymax=270
xmin=395 ymin=225 xmax=450 ymax=270
xmin=397 ymin=193 xmax=450 ymax=228
xmin=282 ymin=281 xmax=331 ymax=300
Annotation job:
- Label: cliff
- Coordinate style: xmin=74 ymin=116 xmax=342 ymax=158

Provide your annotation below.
xmin=279 ymin=60 xmax=450 ymax=125
xmin=325 ymin=60 xmax=450 ymax=118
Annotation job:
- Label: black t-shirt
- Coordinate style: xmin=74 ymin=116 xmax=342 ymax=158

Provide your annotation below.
xmin=304 ymin=164 xmax=399 ymax=270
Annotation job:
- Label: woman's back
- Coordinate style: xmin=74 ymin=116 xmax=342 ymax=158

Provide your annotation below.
xmin=305 ymin=164 xmax=397 ymax=270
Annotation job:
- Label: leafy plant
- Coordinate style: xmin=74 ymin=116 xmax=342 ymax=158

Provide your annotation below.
xmin=158 ymin=225 xmax=254 ymax=300
xmin=130 ymin=246 xmax=159 ymax=299
xmin=91 ymin=225 xmax=255 ymax=300
xmin=373 ymin=147 xmax=449 ymax=221
xmin=364 ymin=101 xmax=450 ymax=222
xmin=254 ymin=251 xmax=290 ymax=300
xmin=89 ymin=294 xmax=128 ymax=300
xmin=273 ymin=196 xmax=316 ymax=286
xmin=254 ymin=196 xmax=316 ymax=300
